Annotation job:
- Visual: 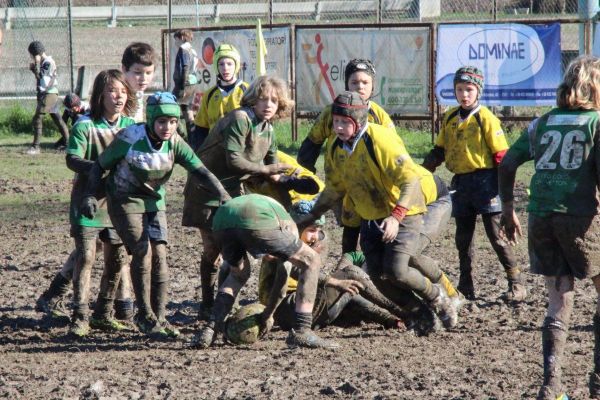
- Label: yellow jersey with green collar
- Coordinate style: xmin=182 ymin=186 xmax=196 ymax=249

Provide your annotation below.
xmin=193 ymin=81 xmax=249 ymax=130
xmin=435 ymin=105 xmax=508 ymax=174
xmin=324 ymin=123 xmax=436 ymax=220
xmin=308 ymin=101 xmax=394 ymax=145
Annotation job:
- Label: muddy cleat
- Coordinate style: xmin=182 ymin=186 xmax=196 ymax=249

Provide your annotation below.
xmin=69 ymin=318 xmax=90 ymax=338
xmin=159 ymin=320 xmax=180 ymax=338
xmin=286 ymin=328 xmax=340 ymax=349
xmin=90 ymin=317 xmax=130 ymax=332
xmin=457 ymin=275 xmax=475 ymax=301
xmin=430 ymin=286 xmax=458 ymax=329
xmin=536 ymin=385 xmax=563 ymax=400
xmin=135 ymin=315 xmax=169 ymax=339
xmin=36 ymin=296 xmax=70 ymax=320
xmin=450 ymin=291 xmax=467 ymax=312
xmin=191 ymin=324 xmax=216 ymax=349
xmin=503 ymin=282 xmax=528 ymax=302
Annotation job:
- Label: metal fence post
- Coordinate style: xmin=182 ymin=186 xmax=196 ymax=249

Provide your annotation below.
xmin=67 ymin=0 xmax=74 ymax=93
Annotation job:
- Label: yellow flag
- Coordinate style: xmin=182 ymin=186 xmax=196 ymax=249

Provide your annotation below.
xmin=256 ymin=18 xmax=268 ymax=77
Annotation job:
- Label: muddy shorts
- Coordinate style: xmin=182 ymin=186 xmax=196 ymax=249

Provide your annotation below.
xmin=421 ymin=193 xmax=452 ymax=242
xmin=70 ymin=225 xmax=122 ymax=245
xmin=181 ymin=202 xmax=218 ymax=231
xmin=450 ymin=168 xmax=501 ymax=218
xmin=111 ymin=211 xmax=168 ymax=254
xmin=528 ymin=213 xmax=600 ymax=279
xmin=215 ymin=220 xmax=303 ymax=265
xmin=36 ymin=92 xmax=60 ymax=114
xmin=360 ymin=214 xmax=422 ymax=276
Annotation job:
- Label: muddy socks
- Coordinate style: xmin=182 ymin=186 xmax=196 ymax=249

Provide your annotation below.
xmin=43 ymin=272 xmax=71 ymax=300
xmin=294 ymin=311 xmax=313 ymax=332
xmin=538 ymin=317 xmax=568 ymax=399
xmin=210 ymin=292 xmax=235 ymax=332
xmin=114 ymin=299 xmax=134 ymax=321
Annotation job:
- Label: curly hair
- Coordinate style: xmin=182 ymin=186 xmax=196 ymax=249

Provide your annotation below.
xmin=557 ymin=55 xmax=600 ymax=110
xmin=241 ymin=75 xmax=294 ymax=120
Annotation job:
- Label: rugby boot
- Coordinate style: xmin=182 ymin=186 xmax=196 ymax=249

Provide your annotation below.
xmin=89 ymin=317 xmax=129 ymax=332
xmin=589 ymin=314 xmax=600 ymax=398
xmin=35 ymin=273 xmax=70 ymax=319
xmin=438 ymin=272 xmax=466 ymax=312
xmin=135 ymin=314 xmax=169 ymax=339
xmin=159 ymin=319 xmax=180 ymax=338
xmin=457 ymin=272 xmax=475 ymax=301
xmin=69 ymin=316 xmax=90 ymax=338
xmin=191 ymin=322 xmax=216 ymax=349
xmin=286 ymin=328 xmax=340 ymax=349
xmin=537 ymin=317 xmax=568 ymax=400
xmin=430 ymin=285 xmax=458 ymax=329
xmin=503 ymin=269 xmax=527 ymax=302
xmin=192 ymin=292 xmax=235 ymax=348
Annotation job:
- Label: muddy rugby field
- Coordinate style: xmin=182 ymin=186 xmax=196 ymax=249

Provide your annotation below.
xmin=0 ymin=140 xmax=598 ymax=399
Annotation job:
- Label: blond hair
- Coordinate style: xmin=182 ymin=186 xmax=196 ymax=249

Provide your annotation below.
xmin=557 ymin=55 xmax=600 ymax=110
xmin=241 ymin=75 xmax=294 ymax=120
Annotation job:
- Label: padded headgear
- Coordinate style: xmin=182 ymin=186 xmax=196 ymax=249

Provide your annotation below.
xmin=344 ymin=59 xmax=376 ymax=90
xmin=63 ymin=93 xmax=81 ymax=109
xmin=290 ymin=199 xmax=326 ymax=226
xmin=213 ymin=44 xmax=241 ymax=78
xmin=28 ymin=41 xmax=45 ymax=56
xmin=454 ymin=66 xmax=484 ymax=95
xmin=331 ymin=91 xmax=369 ymax=131
xmin=146 ymin=92 xmax=181 ymax=137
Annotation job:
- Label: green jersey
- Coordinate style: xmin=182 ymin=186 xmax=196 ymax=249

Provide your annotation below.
xmin=186 ymin=107 xmax=277 ymax=207
xmin=66 ymin=114 xmax=135 ymax=227
xmin=507 ymin=108 xmax=600 ymax=216
xmin=98 ymin=124 xmax=203 ymax=215
xmin=212 ymin=194 xmax=292 ymax=231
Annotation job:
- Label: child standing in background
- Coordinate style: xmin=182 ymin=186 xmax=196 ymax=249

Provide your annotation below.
xmin=26 ymin=40 xmax=70 ymax=155
xmin=172 ymin=29 xmax=198 ymax=135
xmin=422 ymin=66 xmax=526 ymax=302
xmin=121 ymin=42 xmax=157 ymax=123
xmin=189 ymin=43 xmax=249 ymax=150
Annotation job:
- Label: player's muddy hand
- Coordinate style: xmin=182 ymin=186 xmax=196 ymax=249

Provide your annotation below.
xmin=328 ymin=277 xmax=364 ymax=295
xmin=499 ymin=209 xmax=522 ymax=246
xmin=380 ymin=216 xmax=400 ymax=243
xmin=80 ymin=196 xmax=99 ymax=219
xmin=262 ymin=163 xmax=292 ymax=176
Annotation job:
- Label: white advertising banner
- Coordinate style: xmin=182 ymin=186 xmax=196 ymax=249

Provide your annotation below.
xmin=166 ymin=26 xmax=290 ymax=98
xmin=295 ymin=27 xmax=430 ymax=114
xmin=436 ymin=23 xmax=561 ymax=106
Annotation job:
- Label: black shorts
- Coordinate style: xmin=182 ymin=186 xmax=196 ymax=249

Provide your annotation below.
xmin=215 ymin=219 xmax=303 ymax=265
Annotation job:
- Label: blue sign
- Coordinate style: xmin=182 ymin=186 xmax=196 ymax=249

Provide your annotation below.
xmin=436 ymin=23 xmax=561 ymax=106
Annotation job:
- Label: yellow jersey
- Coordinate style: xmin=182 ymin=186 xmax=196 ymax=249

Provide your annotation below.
xmin=193 ymin=80 xmax=249 ymax=130
xmin=435 ymin=105 xmax=508 ymax=174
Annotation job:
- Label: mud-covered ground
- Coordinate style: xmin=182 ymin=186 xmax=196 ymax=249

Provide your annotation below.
xmin=1 ymin=145 xmax=598 ymax=399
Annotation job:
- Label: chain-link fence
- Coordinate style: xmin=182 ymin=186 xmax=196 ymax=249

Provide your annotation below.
xmin=0 ymin=0 xmax=593 ymax=98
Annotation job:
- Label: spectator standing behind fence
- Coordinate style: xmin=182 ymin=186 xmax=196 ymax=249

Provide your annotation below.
xmin=189 ymin=44 xmax=249 ymax=151
xmin=26 ymin=40 xmax=70 ymax=155
xmin=422 ymin=66 xmax=527 ymax=303
xmin=172 ymin=29 xmax=198 ymax=136
xmin=499 ymin=55 xmax=600 ymax=400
